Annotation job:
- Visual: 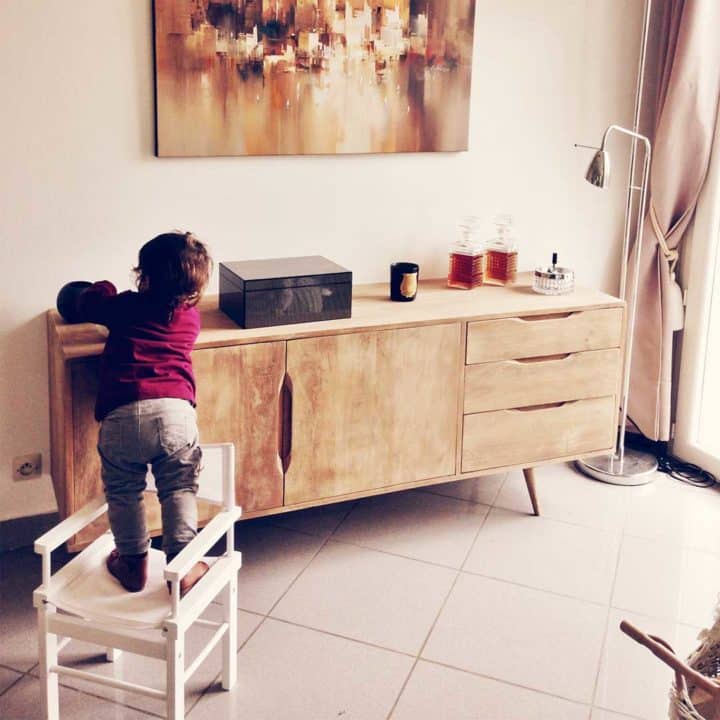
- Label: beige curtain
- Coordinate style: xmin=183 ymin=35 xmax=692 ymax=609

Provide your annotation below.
xmin=628 ymin=0 xmax=720 ymax=441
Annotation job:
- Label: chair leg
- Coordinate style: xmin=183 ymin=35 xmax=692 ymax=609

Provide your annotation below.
xmin=522 ymin=467 xmax=540 ymax=516
xmin=222 ymin=575 xmax=238 ymax=691
xmin=38 ymin=604 xmax=59 ymax=720
xmin=106 ymin=648 xmax=122 ymax=663
xmin=167 ymin=633 xmax=185 ymax=720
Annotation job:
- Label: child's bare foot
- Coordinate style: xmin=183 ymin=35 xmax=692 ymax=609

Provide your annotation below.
xmin=106 ymin=549 xmax=148 ymax=592
xmin=166 ymin=560 xmax=210 ymax=597
xmin=180 ymin=561 xmax=210 ymax=597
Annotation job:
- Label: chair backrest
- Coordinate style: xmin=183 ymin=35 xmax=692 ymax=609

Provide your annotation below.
xmin=145 ymin=443 xmax=236 ymax=510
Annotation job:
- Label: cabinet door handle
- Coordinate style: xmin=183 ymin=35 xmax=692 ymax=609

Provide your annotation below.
xmin=280 ymin=373 xmax=293 ymax=472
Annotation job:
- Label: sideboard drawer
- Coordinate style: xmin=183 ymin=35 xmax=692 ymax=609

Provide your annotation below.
xmin=461 ymin=396 xmax=616 ymax=472
xmin=464 ymin=348 xmax=621 ymax=413
xmin=466 ymin=308 xmax=623 ymax=364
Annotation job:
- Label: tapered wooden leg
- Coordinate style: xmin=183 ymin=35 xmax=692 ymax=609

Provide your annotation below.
xmin=523 ymin=467 xmax=540 ymax=516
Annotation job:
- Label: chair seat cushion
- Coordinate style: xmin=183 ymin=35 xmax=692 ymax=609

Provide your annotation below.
xmin=50 ymin=537 xmax=171 ymax=629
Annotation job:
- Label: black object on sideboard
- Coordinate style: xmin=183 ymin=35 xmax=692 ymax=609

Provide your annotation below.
xmin=219 ymin=256 xmax=352 ymax=329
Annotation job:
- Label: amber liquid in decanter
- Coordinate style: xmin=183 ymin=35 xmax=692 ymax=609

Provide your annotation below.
xmin=484 ymin=215 xmax=518 ymax=286
xmin=448 ymin=251 xmax=485 ymax=290
xmin=448 ymin=217 xmax=485 ymax=290
xmin=485 ymin=249 xmax=518 ymax=285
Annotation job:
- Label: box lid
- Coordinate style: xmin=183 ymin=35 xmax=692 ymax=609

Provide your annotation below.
xmin=220 ymin=256 xmax=352 ymax=291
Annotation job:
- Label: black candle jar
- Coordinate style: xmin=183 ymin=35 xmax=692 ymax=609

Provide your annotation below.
xmin=390 ymin=262 xmax=419 ymax=302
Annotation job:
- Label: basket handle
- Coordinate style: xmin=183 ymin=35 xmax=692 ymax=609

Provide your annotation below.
xmin=620 ymin=621 xmax=720 ymax=698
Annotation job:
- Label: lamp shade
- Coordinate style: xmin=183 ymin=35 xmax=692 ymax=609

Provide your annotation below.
xmin=585 ymin=149 xmax=610 ymax=188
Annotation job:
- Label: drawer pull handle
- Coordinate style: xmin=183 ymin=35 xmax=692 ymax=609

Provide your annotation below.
xmin=516 ymin=312 xmax=577 ymax=322
xmin=513 ymin=353 xmax=573 ymax=364
xmin=509 ymin=400 xmax=580 ymax=412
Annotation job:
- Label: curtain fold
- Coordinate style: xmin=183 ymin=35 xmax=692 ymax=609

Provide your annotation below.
xmin=628 ymin=0 xmax=720 ymax=441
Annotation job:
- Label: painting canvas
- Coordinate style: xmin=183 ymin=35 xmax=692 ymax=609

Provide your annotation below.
xmin=154 ymin=0 xmax=476 ymax=156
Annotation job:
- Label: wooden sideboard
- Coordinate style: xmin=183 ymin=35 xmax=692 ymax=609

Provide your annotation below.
xmin=47 ymin=275 xmax=624 ymax=550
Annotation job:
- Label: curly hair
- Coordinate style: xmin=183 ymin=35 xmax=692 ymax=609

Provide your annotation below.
xmin=134 ymin=231 xmax=212 ymax=321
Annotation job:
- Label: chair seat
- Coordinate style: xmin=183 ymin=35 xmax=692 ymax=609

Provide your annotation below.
xmin=48 ymin=535 xmax=214 ymax=630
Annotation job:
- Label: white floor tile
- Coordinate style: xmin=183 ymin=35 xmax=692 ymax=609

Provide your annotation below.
xmin=623 ymin=475 xmax=720 ymax=554
xmin=465 ymin=507 xmax=621 ymax=603
xmin=590 ymin=710 xmax=641 ymax=720
xmin=423 ymin=573 xmax=607 ymax=704
xmin=189 ymin=619 xmax=413 ymax=720
xmin=271 ymin=540 xmax=456 ymax=654
xmin=594 ymin=608 xmax=700 ymax=719
xmin=268 ymin=501 xmax=356 ymax=538
xmin=333 ymin=490 xmax=489 ymax=567
xmin=28 ymin=606 xmax=261 ymax=716
xmin=234 ymin=522 xmax=324 ymax=614
xmin=419 ymin=473 xmax=507 ymax=506
xmin=612 ymin=534 xmax=720 ymax=627
xmin=0 ymin=675 xmax=151 ymax=719
xmin=495 ymin=464 xmax=636 ymax=530
xmin=392 ymin=660 xmax=590 ymax=720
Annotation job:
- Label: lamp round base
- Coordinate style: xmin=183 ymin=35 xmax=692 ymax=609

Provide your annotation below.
xmin=575 ymin=449 xmax=658 ymax=486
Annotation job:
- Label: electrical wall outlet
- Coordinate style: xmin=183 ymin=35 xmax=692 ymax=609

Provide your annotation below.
xmin=13 ymin=453 xmax=42 ymax=481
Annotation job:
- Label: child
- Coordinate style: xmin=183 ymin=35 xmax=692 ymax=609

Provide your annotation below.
xmin=73 ymin=231 xmax=212 ymax=595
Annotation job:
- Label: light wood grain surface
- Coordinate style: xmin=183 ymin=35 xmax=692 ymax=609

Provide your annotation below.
xmin=284 ymin=324 xmax=461 ymax=504
xmin=464 ymin=348 xmax=622 ymax=413
xmin=461 ymin=396 xmax=617 ymax=473
xmin=465 ymin=307 xmax=624 ymax=364
xmin=193 ymin=342 xmax=285 ymax=512
xmin=48 ymin=275 xmax=623 ymax=360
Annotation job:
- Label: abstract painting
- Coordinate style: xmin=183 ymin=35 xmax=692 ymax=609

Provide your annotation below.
xmin=154 ymin=0 xmax=476 ymax=156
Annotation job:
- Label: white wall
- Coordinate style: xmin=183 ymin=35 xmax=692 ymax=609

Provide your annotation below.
xmin=0 ymin=0 xmax=644 ymax=521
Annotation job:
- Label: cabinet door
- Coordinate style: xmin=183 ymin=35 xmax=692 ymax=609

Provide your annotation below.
xmin=193 ymin=342 xmax=285 ymax=512
xmin=284 ymin=324 xmax=461 ymax=504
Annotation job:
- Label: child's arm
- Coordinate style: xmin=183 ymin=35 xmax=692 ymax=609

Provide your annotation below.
xmin=75 ymin=281 xmax=121 ymax=326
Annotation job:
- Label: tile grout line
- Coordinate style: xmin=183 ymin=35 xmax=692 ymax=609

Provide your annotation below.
xmin=588 ymin=515 xmax=628 ymax=712
xmin=0 ymin=668 xmax=27 ymax=699
xmin=263 ymin=615 xmax=417 ymax=658
xmin=384 ymin=494 xmax=495 ymax=720
xmin=418 ymin=656 xmax=595 ymax=712
xmin=459 ymin=567 xmax=617 ymax=610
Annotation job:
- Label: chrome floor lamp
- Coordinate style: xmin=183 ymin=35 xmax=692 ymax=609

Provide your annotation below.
xmin=576 ymin=124 xmax=658 ymax=485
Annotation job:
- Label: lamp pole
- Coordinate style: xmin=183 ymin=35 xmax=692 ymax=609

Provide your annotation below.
xmin=576 ymin=126 xmax=657 ymax=484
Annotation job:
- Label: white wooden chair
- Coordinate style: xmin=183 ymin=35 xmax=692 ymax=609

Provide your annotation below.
xmin=33 ymin=443 xmax=242 ymax=720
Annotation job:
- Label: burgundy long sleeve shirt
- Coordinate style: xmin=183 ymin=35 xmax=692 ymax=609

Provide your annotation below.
xmin=76 ymin=281 xmax=200 ymax=421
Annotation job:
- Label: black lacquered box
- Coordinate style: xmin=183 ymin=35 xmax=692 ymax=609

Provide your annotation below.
xmin=219 ymin=256 xmax=352 ymax=329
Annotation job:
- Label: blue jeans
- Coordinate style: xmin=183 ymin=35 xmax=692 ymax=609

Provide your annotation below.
xmin=97 ymin=398 xmax=202 ymax=557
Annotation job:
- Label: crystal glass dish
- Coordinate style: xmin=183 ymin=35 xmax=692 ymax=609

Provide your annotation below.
xmin=533 ymin=266 xmax=574 ymax=295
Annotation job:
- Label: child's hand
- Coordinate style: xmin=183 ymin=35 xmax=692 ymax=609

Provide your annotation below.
xmin=56 ymin=281 xmax=93 ymax=323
